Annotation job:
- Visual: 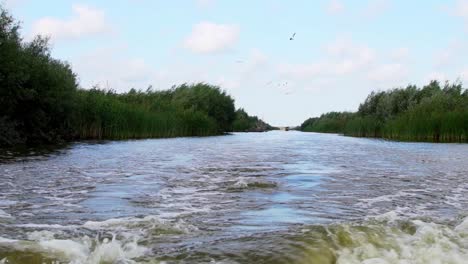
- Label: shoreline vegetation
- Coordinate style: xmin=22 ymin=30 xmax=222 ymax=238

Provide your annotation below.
xmin=233 ymin=108 xmax=277 ymax=132
xmin=300 ymin=81 xmax=468 ymax=143
xmin=0 ymin=7 xmax=273 ymax=147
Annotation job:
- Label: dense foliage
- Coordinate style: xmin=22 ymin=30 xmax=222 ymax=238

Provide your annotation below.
xmin=72 ymin=84 xmax=235 ymax=141
xmin=232 ymin=109 xmax=275 ymax=132
xmin=300 ymin=112 xmax=355 ymax=133
xmin=0 ymin=7 xmax=247 ymax=146
xmin=0 ymin=8 xmax=78 ymax=145
xmin=301 ymin=81 xmax=468 ymax=142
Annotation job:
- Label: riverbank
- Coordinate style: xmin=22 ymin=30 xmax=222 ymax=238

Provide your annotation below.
xmin=233 ymin=109 xmax=277 ymax=132
xmin=300 ymin=80 xmax=468 ymax=143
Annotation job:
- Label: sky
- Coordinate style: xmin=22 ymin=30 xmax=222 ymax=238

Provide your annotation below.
xmin=3 ymin=0 xmax=468 ymax=126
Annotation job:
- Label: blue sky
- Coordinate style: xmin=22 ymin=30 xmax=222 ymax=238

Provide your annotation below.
xmin=3 ymin=0 xmax=468 ymax=126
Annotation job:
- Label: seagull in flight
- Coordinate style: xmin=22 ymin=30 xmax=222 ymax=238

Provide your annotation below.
xmin=290 ymin=33 xmax=296 ymax=40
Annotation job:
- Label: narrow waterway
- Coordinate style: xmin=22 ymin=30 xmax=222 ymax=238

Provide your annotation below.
xmin=1 ymin=131 xmax=468 ymax=263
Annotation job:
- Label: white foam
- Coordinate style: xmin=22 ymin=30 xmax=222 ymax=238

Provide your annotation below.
xmin=39 ymin=239 xmax=90 ymax=262
xmin=454 ymin=217 xmax=468 ymax=235
xmin=19 ymin=212 xmax=35 ymax=217
xmin=229 ymin=177 xmax=276 ymax=190
xmin=232 ymin=177 xmax=249 ymax=188
xmin=0 ymin=209 xmax=13 ymax=219
xmin=356 ymin=190 xmax=416 ymax=208
xmin=335 ymin=216 xmax=468 ymax=264
xmin=16 ymin=223 xmax=78 ymax=229
xmin=1 ymin=234 xmax=147 ymax=264
xmin=27 ymin=230 xmax=57 ymax=241
xmin=83 ymin=217 xmax=131 ymax=230
xmin=370 ymin=211 xmax=399 ymax=223
xmin=0 ymin=237 xmax=18 ymax=243
xmin=83 ymin=215 xmax=198 ymax=234
xmin=87 ymin=236 xmax=146 ymax=263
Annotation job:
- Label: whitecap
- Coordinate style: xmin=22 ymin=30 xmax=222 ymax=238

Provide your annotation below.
xmin=27 ymin=230 xmax=57 ymax=241
xmin=335 ymin=216 xmax=468 ymax=264
xmin=83 ymin=215 xmax=198 ymax=234
xmin=0 ymin=237 xmax=18 ymax=243
xmin=0 ymin=235 xmax=147 ymax=264
xmin=16 ymin=223 xmax=78 ymax=229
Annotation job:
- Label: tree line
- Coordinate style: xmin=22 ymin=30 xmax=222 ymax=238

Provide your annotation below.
xmin=0 ymin=7 xmax=271 ymax=147
xmin=233 ymin=108 xmax=276 ymax=132
xmin=300 ymin=81 xmax=468 ymax=142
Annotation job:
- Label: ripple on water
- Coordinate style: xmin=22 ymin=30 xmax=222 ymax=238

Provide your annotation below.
xmin=1 ymin=131 xmax=468 ymax=263
xmin=283 ymin=174 xmax=323 ymax=189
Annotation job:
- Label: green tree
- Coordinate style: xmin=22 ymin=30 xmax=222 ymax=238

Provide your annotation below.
xmin=0 ymin=7 xmax=78 ymax=146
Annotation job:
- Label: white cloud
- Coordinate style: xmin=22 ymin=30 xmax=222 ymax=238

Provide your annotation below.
xmin=240 ymin=49 xmax=268 ymax=72
xmin=72 ymin=47 xmax=156 ymax=91
xmin=452 ymin=0 xmax=468 ymax=18
xmin=363 ymin=0 xmax=391 ymax=18
xmin=278 ymin=63 xmax=324 ymax=79
xmin=74 ymin=45 xmax=266 ymax=93
xmin=327 ymin=0 xmax=345 ymax=15
xmin=390 ymin=47 xmax=410 ymax=61
xmin=426 ymin=72 xmax=448 ymax=83
xmin=435 ymin=50 xmax=452 ymax=67
xmin=211 ymin=49 xmax=270 ymax=90
xmin=2 ymin=0 xmax=25 ymax=8
xmin=368 ymin=63 xmax=408 ymax=83
xmin=31 ymin=4 xmax=112 ymax=41
xmin=433 ymin=40 xmax=464 ymax=68
xmin=196 ymin=0 xmax=216 ymax=9
xmin=326 ymin=37 xmax=376 ymax=66
xmin=215 ymin=76 xmax=240 ymax=90
xmin=184 ymin=22 xmax=240 ymax=54
xmin=445 ymin=1 xmax=468 ymax=30
xmin=279 ymin=37 xmax=376 ymax=79
xmin=460 ymin=68 xmax=468 ymax=82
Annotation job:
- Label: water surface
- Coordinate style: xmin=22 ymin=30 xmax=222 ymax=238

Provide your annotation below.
xmin=1 ymin=131 xmax=468 ymax=263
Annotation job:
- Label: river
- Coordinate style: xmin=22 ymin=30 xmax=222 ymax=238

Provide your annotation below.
xmin=1 ymin=131 xmax=468 ymax=263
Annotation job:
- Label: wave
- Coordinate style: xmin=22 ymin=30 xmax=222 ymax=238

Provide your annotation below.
xmin=275 ymin=213 xmax=468 ymax=264
xmin=1 ymin=213 xmax=468 ymax=263
xmin=227 ymin=177 xmax=277 ymax=191
xmin=0 ymin=234 xmax=146 ymax=264
xmin=0 ymin=214 xmax=200 ymax=263
xmin=333 ymin=216 xmax=468 ymax=263
xmin=162 ymin=213 xmax=468 ymax=263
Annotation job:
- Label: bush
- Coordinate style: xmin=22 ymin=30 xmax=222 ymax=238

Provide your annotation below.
xmin=0 ymin=7 xmax=78 ymax=146
xmin=300 ymin=80 xmax=468 ymax=142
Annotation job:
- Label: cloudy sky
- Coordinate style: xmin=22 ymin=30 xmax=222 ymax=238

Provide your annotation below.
xmin=3 ymin=0 xmax=468 ymax=126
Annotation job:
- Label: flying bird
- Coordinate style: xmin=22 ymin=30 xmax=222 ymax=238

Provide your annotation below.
xmin=290 ymin=33 xmax=296 ymax=40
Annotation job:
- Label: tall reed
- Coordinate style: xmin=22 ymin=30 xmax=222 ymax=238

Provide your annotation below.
xmin=301 ymin=81 xmax=468 ymax=143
